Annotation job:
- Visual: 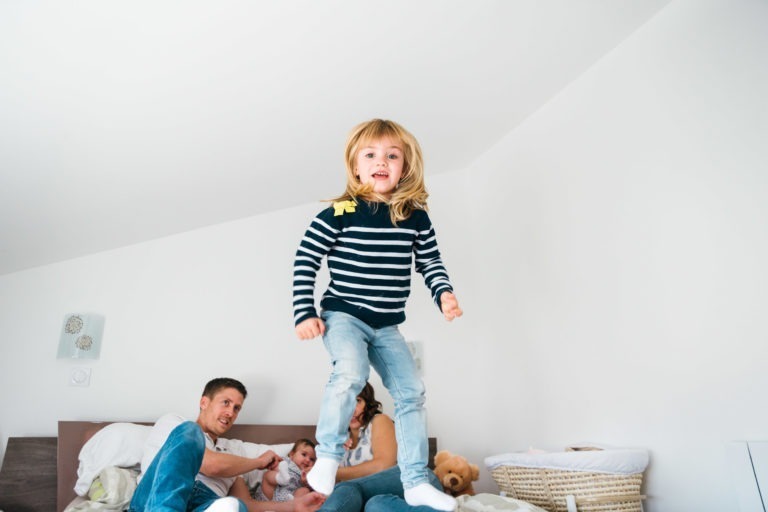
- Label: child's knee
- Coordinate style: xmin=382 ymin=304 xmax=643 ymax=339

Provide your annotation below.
xmin=330 ymin=351 xmax=370 ymax=377
xmin=328 ymin=372 xmax=368 ymax=395
xmin=389 ymin=382 xmax=425 ymax=408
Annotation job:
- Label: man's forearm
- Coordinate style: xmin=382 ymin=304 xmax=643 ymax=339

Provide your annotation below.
xmin=200 ymin=449 xmax=274 ymax=478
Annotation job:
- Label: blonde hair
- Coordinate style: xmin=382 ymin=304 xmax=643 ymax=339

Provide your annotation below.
xmin=334 ymin=119 xmax=429 ymax=224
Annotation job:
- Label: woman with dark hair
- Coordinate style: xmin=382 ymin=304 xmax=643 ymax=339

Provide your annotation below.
xmin=335 ymin=382 xmax=396 ymax=483
xmin=318 ymin=383 xmax=443 ymax=512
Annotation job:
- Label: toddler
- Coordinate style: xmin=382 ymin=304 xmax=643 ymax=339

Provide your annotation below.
xmin=255 ymin=438 xmax=316 ymax=502
xmin=293 ymin=119 xmax=462 ymax=511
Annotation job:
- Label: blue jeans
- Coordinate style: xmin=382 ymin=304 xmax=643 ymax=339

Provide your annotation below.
xmin=318 ymin=466 xmax=441 ymax=512
xmin=129 ymin=421 xmax=247 ymax=512
xmin=317 ymin=310 xmax=429 ymax=488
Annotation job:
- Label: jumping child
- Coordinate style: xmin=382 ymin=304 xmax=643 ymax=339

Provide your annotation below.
xmin=293 ymin=119 xmax=462 ymax=511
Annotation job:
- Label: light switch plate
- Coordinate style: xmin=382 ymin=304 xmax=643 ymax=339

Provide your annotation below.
xmin=69 ymin=367 xmax=91 ymax=387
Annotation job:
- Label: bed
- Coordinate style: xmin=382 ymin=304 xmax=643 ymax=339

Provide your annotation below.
xmin=57 ymin=420 xmax=319 ymax=512
xmin=0 ymin=420 xmax=437 ymax=512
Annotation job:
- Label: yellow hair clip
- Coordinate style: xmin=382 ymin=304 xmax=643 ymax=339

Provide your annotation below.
xmin=333 ymin=200 xmax=357 ymax=216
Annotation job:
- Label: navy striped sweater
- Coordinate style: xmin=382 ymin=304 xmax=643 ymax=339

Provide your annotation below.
xmin=293 ymin=200 xmax=454 ymax=328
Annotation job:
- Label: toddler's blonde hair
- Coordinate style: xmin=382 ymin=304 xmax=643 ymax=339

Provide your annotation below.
xmin=335 ymin=119 xmax=429 ymax=224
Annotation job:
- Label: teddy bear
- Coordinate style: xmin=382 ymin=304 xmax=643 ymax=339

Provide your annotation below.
xmin=433 ymin=449 xmax=480 ymax=497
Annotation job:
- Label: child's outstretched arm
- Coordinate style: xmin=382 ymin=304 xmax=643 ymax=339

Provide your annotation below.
xmin=293 ymin=207 xmax=340 ymax=335
xmin=295 ymin=317 xmax=326 ymax=340
xmin=413 ymin=214 xmax=460 ymax=320
xmin=440 ymin=291 xmax=463 ymax=321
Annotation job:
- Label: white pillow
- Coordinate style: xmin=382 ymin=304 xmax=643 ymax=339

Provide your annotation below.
xmin=74 ymin=423 xmax=152 ymax=496
xmin=222 ymin=438 xmax=294 ymax=489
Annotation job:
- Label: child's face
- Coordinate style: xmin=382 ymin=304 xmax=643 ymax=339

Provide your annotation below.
xmin=355 ymin=137 xmax=404 ymax=198
xmin=291 ymin=443 xmax=317 ymax=471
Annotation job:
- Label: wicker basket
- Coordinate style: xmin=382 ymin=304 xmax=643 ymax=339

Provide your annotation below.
xmin=490 ymin=465 xmax=645 ymax=512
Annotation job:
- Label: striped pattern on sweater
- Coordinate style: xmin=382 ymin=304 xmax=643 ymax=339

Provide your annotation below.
xmin=293 ymin=201 xmax=453 ymax=328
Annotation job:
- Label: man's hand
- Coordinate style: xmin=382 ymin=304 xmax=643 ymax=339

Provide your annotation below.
xmin=440 ymin=292 xmax=463 ymax=321
xmin=256 ymin=450 xmax=283 ymax=471
xmin=295 ymin=317 xmax=326 ymax=340
xmin=294 ymin=492 xmax=326 ymax=512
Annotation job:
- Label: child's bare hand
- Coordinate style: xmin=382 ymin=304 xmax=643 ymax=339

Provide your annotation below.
xmin=296 ymin=317 xmax=326 ymax=340
xmin=440 ymin=292 xmax=463 ymax=321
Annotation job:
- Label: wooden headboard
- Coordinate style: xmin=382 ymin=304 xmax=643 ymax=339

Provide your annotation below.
xmin=57 ymin=421 xmax=317 ymax=512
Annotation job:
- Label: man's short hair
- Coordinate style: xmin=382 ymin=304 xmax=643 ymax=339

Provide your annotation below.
xmin=202 ymin=377 xmax=248 ymax=399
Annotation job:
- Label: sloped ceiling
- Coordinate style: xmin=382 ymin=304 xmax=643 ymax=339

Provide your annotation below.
xmin=0 ymin=0 xmax=671 ymax=275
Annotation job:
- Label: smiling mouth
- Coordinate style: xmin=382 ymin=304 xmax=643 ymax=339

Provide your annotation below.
xmin=372 ymin=171 xmax=389 ymax=178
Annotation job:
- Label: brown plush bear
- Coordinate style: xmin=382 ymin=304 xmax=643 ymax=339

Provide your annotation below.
xmin=433 ymin=450 xmax=480 ymax=497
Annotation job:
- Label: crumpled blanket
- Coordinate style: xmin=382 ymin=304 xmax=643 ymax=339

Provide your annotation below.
xmin=65 ymin=466 xmax=139 ymax=511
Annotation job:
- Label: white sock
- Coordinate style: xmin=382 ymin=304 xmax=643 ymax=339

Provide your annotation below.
xmin=275 ymin=460 xmax=291 ymax=486
xmin=306 ymin=457 xmax=338 ymax=496
xmin=205 ymin=497 xmax=242 ymax=512
xmin=404 ymin=483 xmax=457 ymax=511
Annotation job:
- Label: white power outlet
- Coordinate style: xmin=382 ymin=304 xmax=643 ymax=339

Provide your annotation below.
xmin=69 ymin=367 xmax=91 ymax=387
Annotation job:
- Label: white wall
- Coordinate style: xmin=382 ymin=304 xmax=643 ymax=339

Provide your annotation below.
xmin=0 ymin=202 xmax=329 ymax=428
xmin=0 ymin=196 xmax=461 ymax=458
xmin=445 ymin=0 xmax=768 ymax=510
xmin=1 ymin=0 xmax=766 ymax=510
